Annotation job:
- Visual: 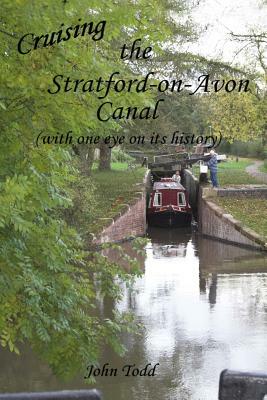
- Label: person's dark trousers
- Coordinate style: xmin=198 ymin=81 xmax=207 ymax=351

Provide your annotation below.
xmin=210 ymin=170 xmax=218 ymax=188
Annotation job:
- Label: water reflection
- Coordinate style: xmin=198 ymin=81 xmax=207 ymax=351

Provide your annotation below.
xmin=147 ymin=227 xmax=191 ymax=259
xmin=0 ymin=229 xmax=267 ymax=400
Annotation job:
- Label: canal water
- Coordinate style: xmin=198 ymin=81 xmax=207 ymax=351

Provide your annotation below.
xmin=1 ymin=229 xmax=267 ymax=400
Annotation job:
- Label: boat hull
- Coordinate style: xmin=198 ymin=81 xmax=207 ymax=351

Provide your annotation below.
xmin=147 ymin=210 xmax=192 ymax=228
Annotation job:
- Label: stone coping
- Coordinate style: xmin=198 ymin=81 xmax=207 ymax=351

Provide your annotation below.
xmin=202 ymin=185 xmax=267 ymax=198
xmin=184 ymin=168 xmax=199 ymax=182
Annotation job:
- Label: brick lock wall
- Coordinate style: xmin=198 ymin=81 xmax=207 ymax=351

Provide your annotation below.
xmin=201 ymin=199 xmax=263 ymax=249
xmin=95 ymin=195 xmax=146 ymax=244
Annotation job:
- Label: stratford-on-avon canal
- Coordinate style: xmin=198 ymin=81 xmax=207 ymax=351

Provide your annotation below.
xmin=1 ymin=228 xmax=267 ymax=400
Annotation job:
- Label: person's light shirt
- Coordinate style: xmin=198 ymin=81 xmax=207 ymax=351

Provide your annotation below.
xmin=172 ymin=174 xmax=181 ymax=183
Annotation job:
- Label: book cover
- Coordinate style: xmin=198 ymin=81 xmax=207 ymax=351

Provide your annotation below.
xmin=0 ymin=1 xmax=266 ymax=399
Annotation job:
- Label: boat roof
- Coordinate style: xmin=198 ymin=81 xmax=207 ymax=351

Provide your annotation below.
xmin=153 ymin=179 xmax=186 ymax=191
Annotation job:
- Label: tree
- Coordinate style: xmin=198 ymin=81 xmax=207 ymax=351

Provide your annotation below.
xmin=207 ymin=88 xmax=265 ymax=142
xmin=99 ymin=140 xmax=112 ymax=170
xmin=229 ymin=29 xmax=267 ymax=146
xmin=121 ymin=90 xmax=210 ymax=154
xmin=0 ymin=0 xmax=197 ymax=377
xmin=208 ymin=23 xmax=267 ymax=145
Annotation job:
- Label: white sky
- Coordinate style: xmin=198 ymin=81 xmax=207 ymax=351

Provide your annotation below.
xmin=189 ymin=0 xmax=267 ymax=65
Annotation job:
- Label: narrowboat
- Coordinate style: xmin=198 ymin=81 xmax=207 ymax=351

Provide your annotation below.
xmin=147 ymin=178 xmax=192 ymax=227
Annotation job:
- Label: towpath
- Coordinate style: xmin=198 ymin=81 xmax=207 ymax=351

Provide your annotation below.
xmin=246 ymin=160 xmax=267 ymax=184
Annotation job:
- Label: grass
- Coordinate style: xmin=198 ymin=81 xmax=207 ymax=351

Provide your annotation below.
xmin=214 ymin=197 xmax=267 ymax=239
xmin=217 ymin=158 xmax=260 ymax=186
xmin=92 ymin=161 xmax=130 ymax=171
xmin=192 ymin=158 xmax=261 ymax=186
xmin=259 ymin=163 xmax=267 ymax=174
xmin=91 ymin=163 xmax=145 ymax=233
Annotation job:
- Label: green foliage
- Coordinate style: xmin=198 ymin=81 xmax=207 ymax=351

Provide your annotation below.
xmin=123 ymin=91 xmax=210 ymax=150
xmin=264 ymin=147 xmax=267 ymax=170
xmin=0 ymin=0 xmax=197 ymax=139
xmin=111 ymin=148 xmax=135 ymax=164
xmin=0 ymin=146 xmax=142 ymax=378
xmin=90 ymin=166 xmax=145 ymax=233
xmin=64 ymin=174 xmax=98 ymax=237
xmin=207 ymin=89 xmax=265 ymax=142
xmin=219 ymin=140 xmax=265 ymax=158
xmin=0 ymin=0 xmax=197 ymax=378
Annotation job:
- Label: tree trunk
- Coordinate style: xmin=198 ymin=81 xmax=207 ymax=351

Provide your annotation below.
xmin=74 ymin=144 xmax=95 ymax=176
xmin=99 ymin=140 xmax=111 ymax=170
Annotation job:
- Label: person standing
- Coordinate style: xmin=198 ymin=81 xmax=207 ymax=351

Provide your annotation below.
xmin=207 ymin=150 xmax=218 ymax=188
xmin=172 ymin=170 xmax=181 ymax=183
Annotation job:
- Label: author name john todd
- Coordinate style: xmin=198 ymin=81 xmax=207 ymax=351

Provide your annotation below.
xmin=84 ymin=363 xmax=159 ymax=379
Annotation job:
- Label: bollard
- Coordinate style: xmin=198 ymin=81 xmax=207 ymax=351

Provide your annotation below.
xmin=0 ymin=389 xmax=101 ymax=400
xmin=219 ymin=369 xmax=267 ymax=400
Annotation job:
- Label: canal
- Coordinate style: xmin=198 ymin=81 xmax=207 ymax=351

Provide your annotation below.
xmin=1 ymin=229 xmax=267 ymax=400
